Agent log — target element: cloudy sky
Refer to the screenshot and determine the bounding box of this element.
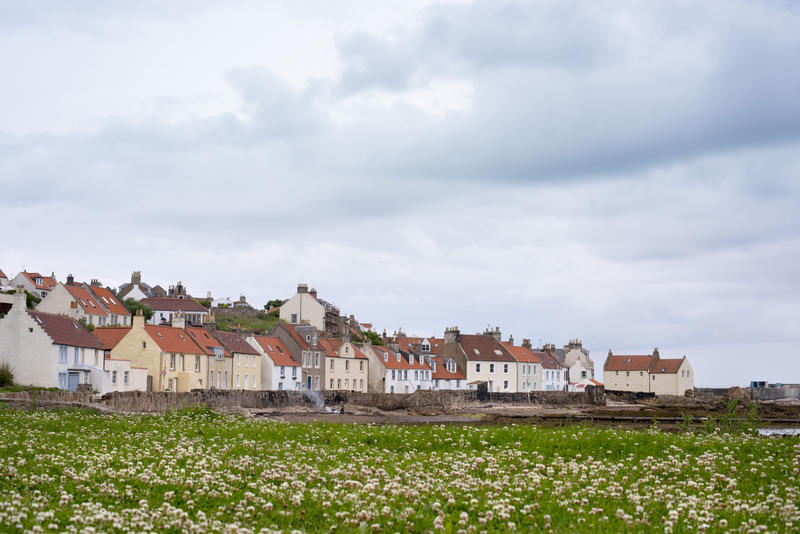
[2,0,799,386]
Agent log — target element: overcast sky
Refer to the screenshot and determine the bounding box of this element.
[2,0,799,387]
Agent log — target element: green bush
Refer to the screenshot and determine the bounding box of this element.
[0,361,14,387]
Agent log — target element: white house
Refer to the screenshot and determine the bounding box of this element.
[140,297,209,326]
[215,330,262,391]
[362,344,433,393]
[36,282,109,326]
[562,339,595,382]
[0,290,106,391]
[279,284,326,331]
[536,346,568,391]
[0,267,8,286]
[8,271,58,299]
[502,339,543,392]
[439,328,519,393]
[428,355,466,390]
[247,335,302,391]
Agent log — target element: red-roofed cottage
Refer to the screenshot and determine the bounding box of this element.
[318,337,369,392]
[246,335,302,390]
[361,342,432,393]
[603,348,694,395]
[37,282,109,326]
[9,271,58,299]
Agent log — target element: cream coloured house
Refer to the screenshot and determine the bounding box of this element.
[502,340,542,392]
[319,338,369,392]
[603,348,694,395]
[439,327,518,393]
[36,282,109,326]
[215,331,262,390]
[279,284,325,331]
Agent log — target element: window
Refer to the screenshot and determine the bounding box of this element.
[112,371,118,384]
[581,371,587,379]
[74,347,80,364]
[195,356,200,372]
[475,363,481,373]
[237,354,241,366]
[142,341,146,349]
[345,360,350,371]
[237,374,240,387]
[291,313,297,323]
[410,354,414,365]
[504,380,509,390]
[652,375,656,380]
[687,370,690,377]
[306,335,310,342]
[489,364,495,373]
[124,371,129,385]
[244,375,249,389]
[279,382,283,390]
[169,354,175,371]
[337,378,341,389]
[330,359,334,371]
[359,379,364,390]
[359,361,364,372]
[615,370,618,376]
[58,372,67,389]
[503,364,509,373]
[313,376,319,390]
[314,353,320,367]
[345,379,349,389]
[280,366,286,377]
[179,354,184,371]
[626,371,629,377]
[681,370,684,377]
[391,370,396,380]
[292,367,297,378]
[403,370,408,380]
[59,346,68,364]
[639,371,643,376]
[224,371,228,388]
[167,378,172,391]
[244,355,248,367]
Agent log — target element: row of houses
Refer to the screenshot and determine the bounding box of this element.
[0,269,695,395]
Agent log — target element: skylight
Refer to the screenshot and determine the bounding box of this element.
[626,358,632,364]
[34,316,44,325]
[156,332,163,338]
[494,350,502,356]
[473,348,480,355]
[178,334,185,340]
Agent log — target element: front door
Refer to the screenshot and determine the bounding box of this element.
[307,376,311,390]
[67,372,80,391]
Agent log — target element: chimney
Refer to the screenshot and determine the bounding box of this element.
[522,338,532,349]
[131,271,141,285]
[297,283,308,294]
[171,312,186,329]
[12,287,26,314]
[608,349,613,357]
[508,334,514,346]
[444,326,460,344]
[483,326,501,342]
[66,274,74,285]
[133,308,145,329]
[90,278,100,287]
[653,347,660,358]
[309,288,317,299]
[207,291,212,299]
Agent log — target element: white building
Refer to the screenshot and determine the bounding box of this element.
[0,290,107,391]
[279,284,325,331]
[8,271,58,299]
[36,282,109,326]
[562,339,595,382]
[362,344,433,393]
[428,355,466,390]
[140,297,209,326]
[247,335,303,391]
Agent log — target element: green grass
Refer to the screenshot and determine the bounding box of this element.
[214,311,281,335]
[0,408,797,532]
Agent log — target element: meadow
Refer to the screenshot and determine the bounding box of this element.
[0,407,797,533]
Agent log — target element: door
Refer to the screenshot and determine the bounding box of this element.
[307,376,311,390]
[67,372,80,391]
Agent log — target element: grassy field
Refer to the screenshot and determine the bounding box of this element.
[0,408,797,533]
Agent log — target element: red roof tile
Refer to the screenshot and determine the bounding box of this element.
[502,342,543,364]
[458,334,516,362]
[650,358,684,374]
[319,338,368,359]
[144,325,205,354]
[0,268,6,279]
[603,355,656,372]
[92,327,131,350]
[429,356,465,380]
[28,311,104,349]
[370,346,431,370]
[251,336,299,366]
[23,272,57,291]
[214,330,259,355]
[140,298,208,313]
[185,327,230,356]
[87,285,130,317]
[65,285,107,316]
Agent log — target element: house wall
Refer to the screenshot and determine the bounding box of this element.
[361,345,388,393]
[325,342,368,392]
[678,359,694,395]
[231,352,261,390]
[279,293,325,330]
[604,368,651,393]
[516,362,541,391]
[123,286,148,302]
[9,274,42,298]
[268,362,301,391]
[105,359,148,392]
[208,355,234,390]
[564,348,594,379]
[651,359,694,396]
[569,360,593,383]
[271,325,323,391]
[35,284,82,320]
[0,299,58,387]
[465,360,518,392]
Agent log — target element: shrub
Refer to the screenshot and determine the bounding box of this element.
[0,361,14,387]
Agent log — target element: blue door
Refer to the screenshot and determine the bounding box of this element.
[307,376,311,390]
[68,372,80,391]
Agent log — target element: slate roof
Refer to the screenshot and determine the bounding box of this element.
[214,330,259,355]
[533,349,567,370]
[28,310,104,349]
[139,298,208,313]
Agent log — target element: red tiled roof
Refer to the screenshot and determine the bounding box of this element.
[186,327,230,357]
[603,355,656,372]
[144,325,204,354]
[650,358,684,374]
[28,310,104,349]
[429,356,465,380]
[458,334,516,362]
[319,338,368,359]
[23,272,57,291]
[92,327,131,350]
[0,267,6,279]
[140,298,208,313]
[370,346,431,370]
[502,342,542,364]
[65,285,107,316]
[88,285,130,317]
[214,330,259,355]
[281,324,310,349]
[251,336,299,367]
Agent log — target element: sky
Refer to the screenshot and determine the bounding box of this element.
[1,0,799,387]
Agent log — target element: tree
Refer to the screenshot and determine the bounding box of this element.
[122,298,154,321]
[362,330,384,346]
[264,299,283,310]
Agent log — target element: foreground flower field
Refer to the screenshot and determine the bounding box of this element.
[0,408,798,533]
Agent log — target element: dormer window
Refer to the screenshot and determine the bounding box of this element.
[396,353,401,363]
[409,354,414,365]
[421,343,430,352]
[473,348,480,356]
[383,352,388,362]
